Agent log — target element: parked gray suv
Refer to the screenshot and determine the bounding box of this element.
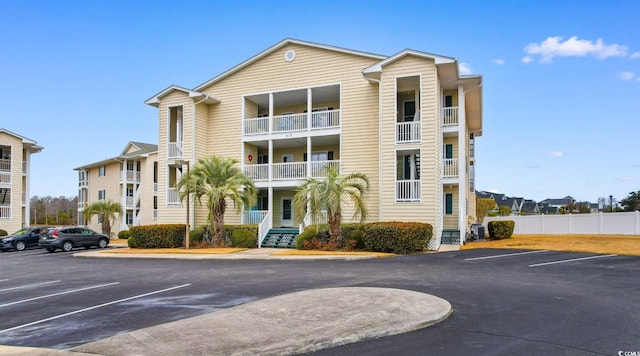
[38,226,109,252]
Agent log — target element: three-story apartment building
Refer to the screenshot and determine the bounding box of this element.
[75,142,157,236]
[0,129,43,233]
[145,39,482,248]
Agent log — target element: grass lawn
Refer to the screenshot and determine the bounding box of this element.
[461,234,640,256]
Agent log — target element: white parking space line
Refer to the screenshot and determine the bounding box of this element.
[529,254,618,268]
[464,250,549,261]
[0,282,120,308]
[0,280,60,292]
[0,284,191,334]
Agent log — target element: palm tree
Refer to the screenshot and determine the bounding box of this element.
[177,156,257,246]
[84,200,123,237]
[293,166,369,248]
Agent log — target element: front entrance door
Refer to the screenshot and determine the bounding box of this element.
[281,198,293,227]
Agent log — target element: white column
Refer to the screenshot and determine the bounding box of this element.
[457,85,467,244]
[269,93,274,133]
[306,136,312,177]
[268,140,273,181]
[24,151,30,227]
[307,88,312,130]
[268,186,274,228]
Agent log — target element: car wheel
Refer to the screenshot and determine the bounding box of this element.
[15,241,26,251]
[47,248,55,253]
[98,238,108,249]
[62,241,74,252]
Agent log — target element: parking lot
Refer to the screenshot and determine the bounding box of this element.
[1,246,639,354]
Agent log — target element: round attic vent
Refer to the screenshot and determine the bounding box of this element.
[284,50,296,62]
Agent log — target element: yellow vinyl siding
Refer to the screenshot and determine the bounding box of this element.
[195,44,380,226]
[157,90,191,224]
[379,55,440,232]
[0,133,23,233]
[138,153,157,226]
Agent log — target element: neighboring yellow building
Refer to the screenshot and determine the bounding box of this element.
[75,142,158,236]
[0,129,43,234]
[145,39,482,248]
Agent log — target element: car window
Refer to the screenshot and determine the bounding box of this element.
[82,229,94,234]
[13,228,28,235]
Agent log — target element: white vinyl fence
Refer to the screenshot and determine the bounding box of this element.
[484,211,640,235]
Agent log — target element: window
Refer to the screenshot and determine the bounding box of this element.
[98,189,105,200]
[97,215,103,224]
[443,144,453,159]
[126,213,133,225]
[257,155,269,164]
[445,194,453,215]
[444,95,453,108]
[98,166,106,177]
[257,196,268,210]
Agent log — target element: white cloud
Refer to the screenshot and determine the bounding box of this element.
[548,151,564,157]
[521,56,534,64]
[491,58,505,65]
[618,71,635,80]
[524,36,628,63]
[631,52,640,59]
[459,62,472,75]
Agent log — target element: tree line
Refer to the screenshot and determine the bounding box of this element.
[29,195,78,226]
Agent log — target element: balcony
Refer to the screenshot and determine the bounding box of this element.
[442,158,459,178]
[22,161,26,174]
[244,210,268,224]
[396,121,421,144]
[167,187,181,205]
[244,160,341,183]
[153,209,158,220]
[153,183,158,195]
[125,196,135,209]
[243,110,341,136]
[396,180,421,202]
[0,158,9,171]
[120,170,141,183]
[442,107,458,127]
[0,204,9,219]
[168,142,183,160]
[0,171,9,185]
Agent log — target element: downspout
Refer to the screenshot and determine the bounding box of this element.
[191,94,210,230]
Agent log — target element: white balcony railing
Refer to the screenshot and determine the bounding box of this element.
[153,209,158,220]
[153,183,158,194]
[22,161,26,174]
[442,107,458,126]
[79,180,88,188]
[396,180,421,202]
[273,162,307,180]
[442,158,459,178]
[311,110,340,129]
[0,159,9,171]
[167,188,181,205]
[0,204,10,219]
[396,121,421,144]
[125,197,134,208]
[244,164,269,181]
[244,210,268,225]
[78,201,86,209]
[310,160,340,178]
[243,110,341,136]
[121,170,141,183]
[0,171,10,185]
[273,113,307,132]
[168,142,183,160]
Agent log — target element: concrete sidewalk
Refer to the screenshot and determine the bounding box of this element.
[1,287,451,355]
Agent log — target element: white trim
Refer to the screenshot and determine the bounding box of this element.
[363,49,456,74]
[242,82,342,100]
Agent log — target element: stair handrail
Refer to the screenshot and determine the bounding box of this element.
[258,211,272,248]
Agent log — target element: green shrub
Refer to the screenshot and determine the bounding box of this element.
[230,229,257,248]
[0,229,7,237]
[341,223,365,249]
[117,230,131,240]
[487,220,515,240]
[295,224,329,249]
[223,224,258,245]
[362,222,433,254]
[189,225,207,245]
[127,224,185,248]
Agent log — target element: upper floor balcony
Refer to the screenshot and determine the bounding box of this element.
[244,160,340,184]
[0,204,9,219]
[396,121,421,144]
[120,170,141,183]
[168,142,183,160]
[0,171,9,185]
[441,106,460,135]
[243,110,340,137]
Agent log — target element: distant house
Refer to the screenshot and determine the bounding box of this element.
[476,191,538,216]
[521,200,540,215]
[538,196,575,211]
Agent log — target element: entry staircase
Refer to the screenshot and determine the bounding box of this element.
[260,228,300,248]
[441,230,461,245]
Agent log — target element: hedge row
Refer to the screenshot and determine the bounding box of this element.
[487,220,515,240]
[127,224,185,248]
[297,222,433,255]
[127,224,258,248]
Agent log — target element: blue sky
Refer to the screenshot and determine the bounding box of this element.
[1,0,639,204]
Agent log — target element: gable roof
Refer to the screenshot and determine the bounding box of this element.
[362,49,456,75]
[193,38,387,92]
[145,85,221,108]
[0,128,44,153]
[74,141,157,170]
